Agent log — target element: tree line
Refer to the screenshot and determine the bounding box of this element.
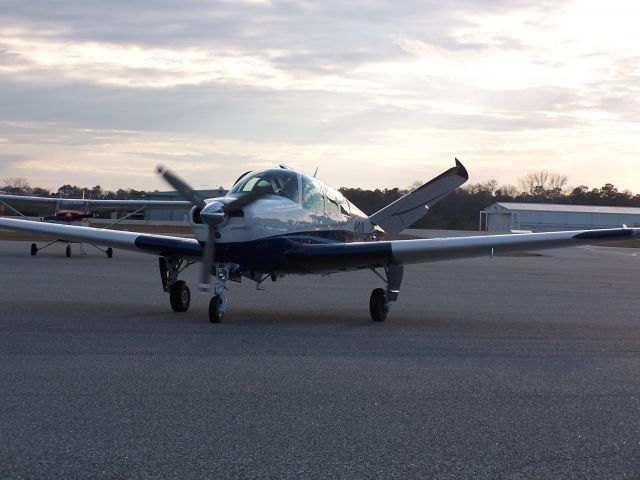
[339,171,640,230]
[4,171,640,230]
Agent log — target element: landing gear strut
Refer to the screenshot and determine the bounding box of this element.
[207,266,229,323]
[369,264,404,322]
[159,256,194,313]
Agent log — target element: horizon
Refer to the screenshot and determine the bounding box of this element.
[4,168,637,197]
[1,1,639,192]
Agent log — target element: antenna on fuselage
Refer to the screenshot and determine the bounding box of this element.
[313,167,319,178]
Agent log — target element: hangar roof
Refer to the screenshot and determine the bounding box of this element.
[490,202,640,215]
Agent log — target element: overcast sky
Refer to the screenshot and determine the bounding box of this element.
[1,0,639,193]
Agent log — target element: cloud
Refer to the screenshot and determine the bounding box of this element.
[0,0,639,192]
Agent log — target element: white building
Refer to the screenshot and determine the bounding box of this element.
[481,202,640,232]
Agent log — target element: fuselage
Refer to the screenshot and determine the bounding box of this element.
[43,209,91,226]
[188,167,380,274]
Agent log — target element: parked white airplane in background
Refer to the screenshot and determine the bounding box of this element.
[0,160,637,323]
[0,193,191,257]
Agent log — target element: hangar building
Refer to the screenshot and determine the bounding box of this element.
[480,202,640,232]
[143,188,227,222]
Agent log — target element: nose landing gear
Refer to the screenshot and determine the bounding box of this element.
[208,294,225,323]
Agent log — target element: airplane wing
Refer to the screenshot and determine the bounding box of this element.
[2,216,638,272]
[0,217,202,257]
[286,228,640,273]
[0,194,193,208]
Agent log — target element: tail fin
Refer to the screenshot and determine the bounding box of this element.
[367,159,468,234]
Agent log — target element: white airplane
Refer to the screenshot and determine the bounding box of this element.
[0,193,191,257]
[0,160,637,323]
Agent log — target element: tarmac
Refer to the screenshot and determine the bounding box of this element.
[1,239,639,479]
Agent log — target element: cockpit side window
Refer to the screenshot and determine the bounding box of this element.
[229,169,299,203]
[324,190,340,220]
[338,196,350,217]
[301,176,325,213]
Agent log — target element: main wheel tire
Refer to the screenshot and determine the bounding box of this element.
[369,288,388,322]
[209,295,224,323]
[169,280,191,312]
[65,244,71,258]
[106,248,113,258]
[30,243,38,256]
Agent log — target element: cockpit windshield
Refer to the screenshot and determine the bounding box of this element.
[228,169,299,203]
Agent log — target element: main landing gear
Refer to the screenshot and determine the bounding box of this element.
[160,257,193,312]
[369,265,404,322]
[169,280,191,312]
[29,241,113,258]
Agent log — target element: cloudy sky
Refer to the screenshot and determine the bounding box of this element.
[1,0,639,193]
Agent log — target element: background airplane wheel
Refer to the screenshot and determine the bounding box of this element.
[369,288,388,322]
[209,295,224,323]
[169,280,190,312]
[106,248,113,258]
[65,244,71,257]
[30,243,38,256]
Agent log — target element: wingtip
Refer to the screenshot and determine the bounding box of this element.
[156,165,167,176]
[454,158,469,180]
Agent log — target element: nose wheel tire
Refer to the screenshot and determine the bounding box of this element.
[369,288,389,322]
[169,280,191,312]
[65,244,71,258]
[106,248,113,258]
[30,243,38,256]
[209,295,224,323]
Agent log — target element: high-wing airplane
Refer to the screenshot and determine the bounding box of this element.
[0,193,191,258]
[0,160,638,323]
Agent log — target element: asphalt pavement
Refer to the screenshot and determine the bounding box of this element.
[1,240,639,479]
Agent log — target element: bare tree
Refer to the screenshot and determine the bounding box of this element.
[496,184,518,197]
[3,177,31,194]
[518,171,568,196]
[484,179,498,195]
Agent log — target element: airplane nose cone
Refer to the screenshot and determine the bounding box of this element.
[200,201,226,226]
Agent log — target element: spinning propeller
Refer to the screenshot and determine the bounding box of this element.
[156,165,269,291]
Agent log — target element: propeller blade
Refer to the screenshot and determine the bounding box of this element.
[156,165,206,210]
[199,227,216,292]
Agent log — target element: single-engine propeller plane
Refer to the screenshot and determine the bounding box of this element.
[0,160,638,323]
